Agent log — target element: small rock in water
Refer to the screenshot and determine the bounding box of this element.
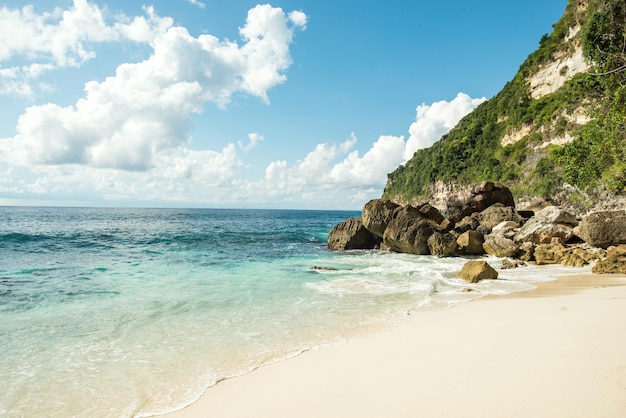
[311,266,339,271]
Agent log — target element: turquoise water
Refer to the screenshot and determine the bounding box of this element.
[0,207,555,417]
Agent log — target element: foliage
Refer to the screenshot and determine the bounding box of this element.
[383,0,626,207]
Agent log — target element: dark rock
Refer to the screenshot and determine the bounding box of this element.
[383,211,436,255]
[518,242,535,262]
[518,210,535,220]
[454,216,480,233]
[439,218,455,232]
[311,266,339,271]
[482,234,520,258]
[501,259,526,269]
[427,232,458,258]
[446,182,515,218]
[457,260,498,283]
[575,210,626,249]
[362,199,400,238]
[514,206,578,244]
[592,245,626,274]
[328,218,381,251]
[417,203,445,224]
[456,230,485,255]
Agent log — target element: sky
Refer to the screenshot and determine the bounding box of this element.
[0,0,568,209]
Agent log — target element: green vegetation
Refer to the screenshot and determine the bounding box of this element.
[383,0,625,209]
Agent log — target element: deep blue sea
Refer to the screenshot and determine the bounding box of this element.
[0,207,566,417]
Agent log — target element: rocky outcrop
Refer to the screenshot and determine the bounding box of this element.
[328,218,380,251]
[383,207,437,255]
[483,234,520,258]
[456,230,485,255]
[427,232,458,258]
[457,260,498,283]
[514,206,578,244]
[362,199,400,238]
[574,210,626,249]
[328,182,626,276]
[592,245,626,274]
[475,204,524,230]
[446,182,515,218]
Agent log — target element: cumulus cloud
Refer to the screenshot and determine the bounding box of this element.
[404,92,486,160]
[0,90,483,208]
[256,93,485,207]
[0,1,174,97]
[259,133,404,205]
[1,4,306,171]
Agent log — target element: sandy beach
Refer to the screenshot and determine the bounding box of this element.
[165,272,626,418]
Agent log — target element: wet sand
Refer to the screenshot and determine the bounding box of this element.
[165,272,626,418]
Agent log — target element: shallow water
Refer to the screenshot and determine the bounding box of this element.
[0,207,569,417]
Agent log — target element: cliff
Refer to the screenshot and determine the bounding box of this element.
[383,0,626,215]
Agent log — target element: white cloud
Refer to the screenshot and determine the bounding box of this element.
[253,93,484,207]
[1,4,306,171]
[0,1,173,97]
[238,133,264,152]
[184,0,206,9]
[404,92,486,160]
[288,11,308,29]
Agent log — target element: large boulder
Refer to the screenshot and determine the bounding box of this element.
[383,207,436,255]
[328,218,380,251]
[456,230,485,255]
[361,199,400,238]
[476,204,524,230]
[427,232,458,258]
[514,206,578,245]
[575,210,626,249]
[592,245,626,274]
[482,234,520,258]
[416,203,445,225]
[457,260,498,283]
[446,182,515,218]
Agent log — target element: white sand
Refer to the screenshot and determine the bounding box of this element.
[165,273,626,418]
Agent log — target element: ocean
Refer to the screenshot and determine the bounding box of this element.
[0,207,570,417]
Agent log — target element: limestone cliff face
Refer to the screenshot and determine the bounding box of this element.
[383,0,626,216]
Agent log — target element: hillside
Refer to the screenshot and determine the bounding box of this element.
[383,0,626,214]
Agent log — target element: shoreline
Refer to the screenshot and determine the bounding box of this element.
[162,270,626,418]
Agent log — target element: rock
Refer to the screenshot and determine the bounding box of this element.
[361,199,400,238]
[328,218,381,251]
[482,234,520,258]
[439,218,455,232]
[383,208,436,254]
[456,230,485,255]
[446,182,515,218]
[592,245,626,274]
[501,259,526,269]
[534,242,567,265]
[417,203,445,224]
[476,204,524,230]
[514,206,578,244]
[559,252,587,267]
[454,216,480,233]
[457,260,498,283]
[492,221,521,233]
[518,242,535,262]
[427,232,458,258]
[575,210,626,249]
[518,210,535,220]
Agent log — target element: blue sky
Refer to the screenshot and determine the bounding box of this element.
[0,0,568,209]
